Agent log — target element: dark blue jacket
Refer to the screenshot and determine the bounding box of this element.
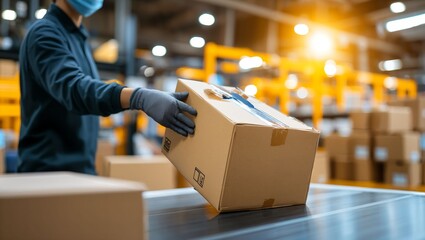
[18,4,125,174]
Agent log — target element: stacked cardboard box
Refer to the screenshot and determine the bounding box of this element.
[327,106,423,186]
[389,98,425,185]
[95,139,115,176]
[325,109,375,181]
[104,155,177,190]
[351,106,422,186]
[351,131,375,181]
[324,134,353,180]
[349,110,377,181]
[310,150,330,183]
[0,60,18,77]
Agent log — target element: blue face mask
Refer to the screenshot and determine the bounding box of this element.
[67,0,104,17]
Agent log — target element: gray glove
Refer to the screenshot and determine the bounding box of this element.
[130,88,197,136]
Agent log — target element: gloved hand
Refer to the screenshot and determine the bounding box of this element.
[130,88,197,137]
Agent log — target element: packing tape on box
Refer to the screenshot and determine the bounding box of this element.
[205,85,288,146]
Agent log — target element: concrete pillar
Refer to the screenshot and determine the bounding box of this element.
[115,0,136,76]
[357,38,369,72]
[267,20,278,54]
[1,0,10,36]
[224,9,235,47]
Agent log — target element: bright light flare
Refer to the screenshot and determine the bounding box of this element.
[308,32,333,57]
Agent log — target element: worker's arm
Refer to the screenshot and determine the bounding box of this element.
[26,23,124,116]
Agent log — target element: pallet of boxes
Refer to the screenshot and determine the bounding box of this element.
[387,97,425,186]
[325,99,424,187]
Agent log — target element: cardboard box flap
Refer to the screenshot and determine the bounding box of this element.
[0,172,146,198]
[179,79,313,130]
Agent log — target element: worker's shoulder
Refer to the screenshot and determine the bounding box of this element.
[26,18,66,40]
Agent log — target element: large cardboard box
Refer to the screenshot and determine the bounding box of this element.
[0,172,146,240]
[104,155,176,190]
[371,107,412,134]
[96,139,115,176]
[385,161,422,187]
[350,131,372,161]
[162,79,320,212]
[350,110,370,130]
[324,134,350,159]
[310,150,329,183]
[354,160,375,181]
[374,132,420,163]
[388,96,425,131]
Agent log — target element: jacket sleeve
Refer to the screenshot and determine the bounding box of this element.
[25,23,125,116]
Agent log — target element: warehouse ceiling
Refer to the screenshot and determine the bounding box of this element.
[111,0,425,50]
[3,0,425,74]
[96,0,425,73]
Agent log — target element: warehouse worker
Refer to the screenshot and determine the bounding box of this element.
[18,0,197,174]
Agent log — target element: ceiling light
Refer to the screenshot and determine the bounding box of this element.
[152,45,166,57]
[239,56,263,70]
[2,10,17,21]
[199,13,215,26]
[294,23,309,36]
[385,12,425,32]
[390,2,406,13]
[378,59,402,71]
[308,32,333,58]
[189,36,205,48]
[35,8,47,19]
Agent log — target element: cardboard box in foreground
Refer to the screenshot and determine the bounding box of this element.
[0,172,146,240]
[162,79,320,212]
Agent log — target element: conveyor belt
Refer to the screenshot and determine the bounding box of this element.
[144,184,425,240]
